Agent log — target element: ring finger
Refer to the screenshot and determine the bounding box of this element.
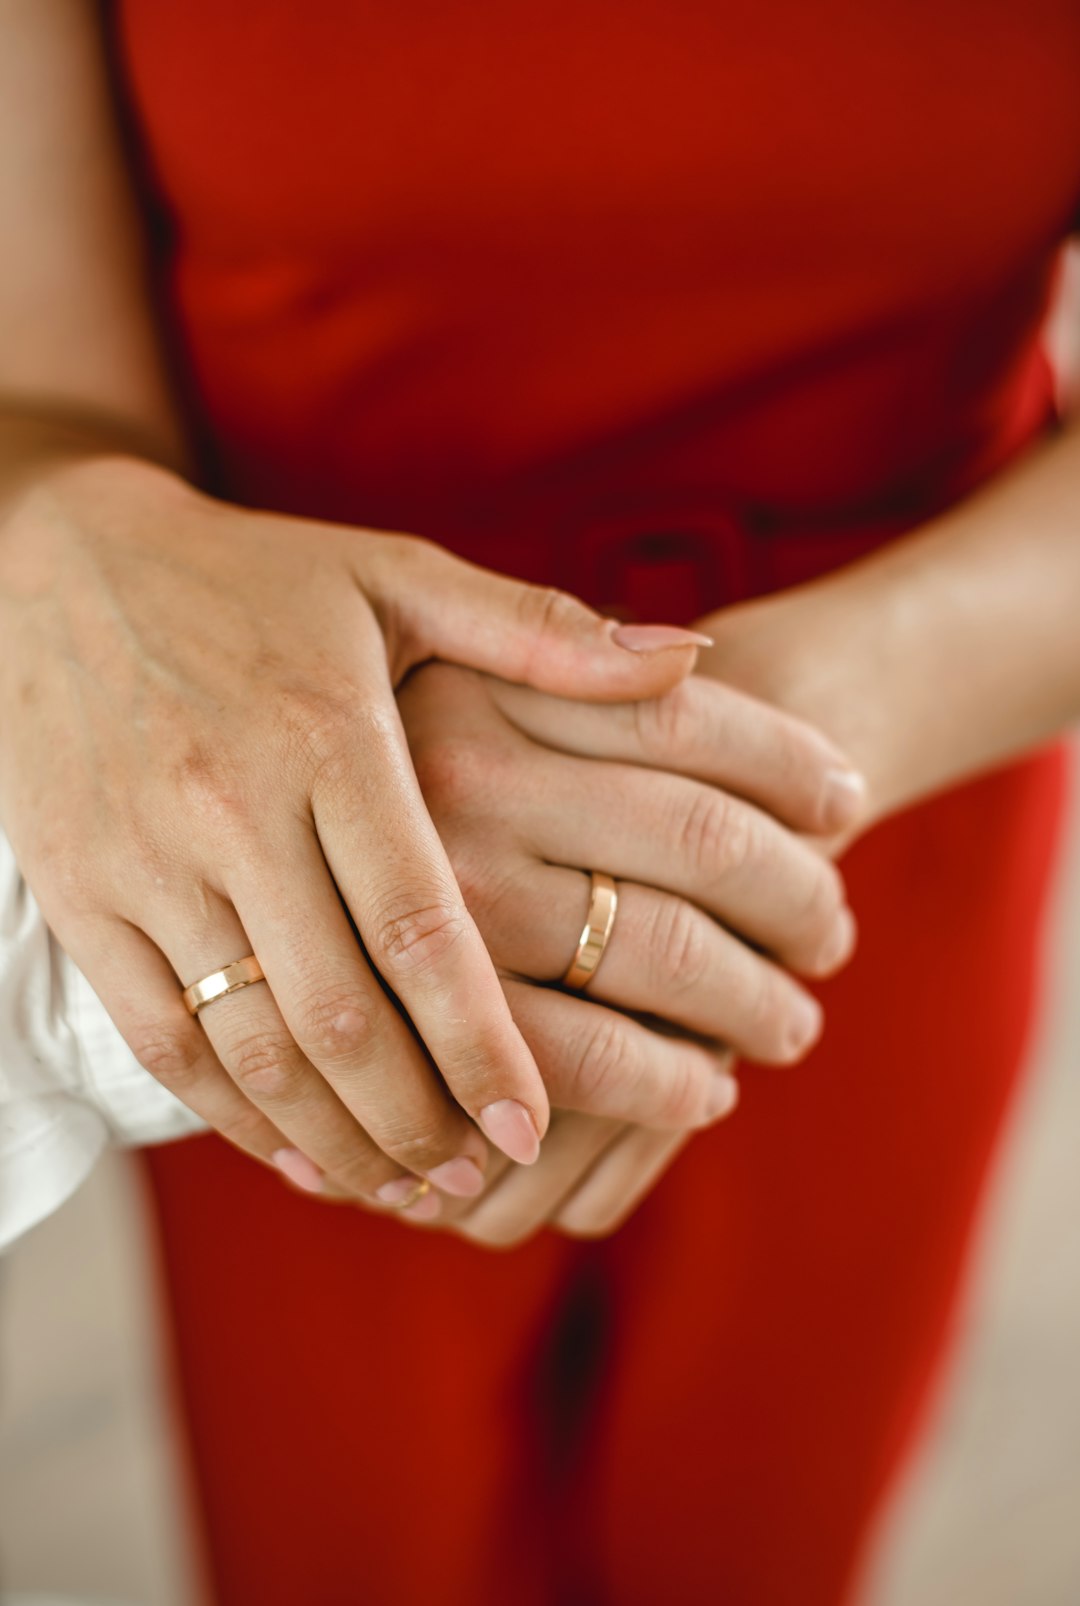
[497,866,826,1068]
[158,900,446,1218]
[528,757,852,976]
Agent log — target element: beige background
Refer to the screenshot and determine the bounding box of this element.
[1,258,1078,1606]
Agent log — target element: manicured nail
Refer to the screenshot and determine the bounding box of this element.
[702,1073,740,1124]
[821,767,868,832]
[817,907,857,974]
[479,1099,541,1165]
[425,1156,486,1199]
[376,1176,443,1220]
[787,994,824,1058]
[609,623,715,653]
[271,1148,324,1195]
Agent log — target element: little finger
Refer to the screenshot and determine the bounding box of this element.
[504,870,826,1068]
[503,974,741,1129]
[554,1125,691,1238]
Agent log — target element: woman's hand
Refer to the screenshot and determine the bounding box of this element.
[0,449,710,1206]
[369,1110,694,1247]
[688,410,1080,826]
[384,661,865,1242]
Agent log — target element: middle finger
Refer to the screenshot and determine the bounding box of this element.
[492,867,828,1070]
[527,756,852,975]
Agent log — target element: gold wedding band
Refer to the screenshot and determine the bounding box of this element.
[182,955,267,1016]
[562,871,618,991]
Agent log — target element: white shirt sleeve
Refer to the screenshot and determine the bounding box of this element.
[0,828,205,1252]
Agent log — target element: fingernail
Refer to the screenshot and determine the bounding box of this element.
[821,767,868,832]
[479,1099,541,1165]
[817,907,858,974]
[701,1072,740,1125]
[609,623,715,653]
[376,1176,443,1220]
[425,1156,486,1198]
[271,1148,324,1195]
[787,994,824,1058]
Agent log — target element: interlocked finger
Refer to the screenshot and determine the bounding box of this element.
[491,867,826,1068]
[488,672,866,836]
[225,824,492,1199]
[526,756,853,977]
[158,898,446,1216]
[504,974,740,1126]
[453,1111,623,1248]
[64,916,294,1175]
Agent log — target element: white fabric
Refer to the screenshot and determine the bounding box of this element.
[0,828,205,1252]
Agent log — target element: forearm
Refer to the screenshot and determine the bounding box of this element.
[698,415,1080,825]
[0,0,192,521]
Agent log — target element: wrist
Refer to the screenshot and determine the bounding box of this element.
[1,439,189,542]
[0,402,190,529]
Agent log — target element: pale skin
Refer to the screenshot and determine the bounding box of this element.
[4,3,1078,1248]
[0,0,863,1225]
[435,398,1080,1245]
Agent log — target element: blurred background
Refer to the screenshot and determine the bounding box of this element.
[1,251,1078,1606]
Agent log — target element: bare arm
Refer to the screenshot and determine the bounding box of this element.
[0,0,718,1215]
[0,0,188,478]
[697,378,1080,826]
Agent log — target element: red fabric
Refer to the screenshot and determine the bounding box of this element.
[108,3,1080,1602]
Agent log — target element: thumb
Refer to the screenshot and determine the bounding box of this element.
[368,536,711,701]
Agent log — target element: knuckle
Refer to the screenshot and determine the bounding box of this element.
[293,992,374,1066]
[517,583,593,644]
[375,1117,459,1173]
[227,1030,301,1099]
[676,790,753,882]
[370,897,469,974]
[572,1013,640,1111]
[634,679,699,760]
[649,898,712,999]
[304,700,397,792]
[174,746,254,836]
[131,1027,203,1091]
[285,692,355,765]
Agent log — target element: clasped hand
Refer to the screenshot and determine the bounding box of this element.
[0,454,863,1243]
[383,663,860,1244]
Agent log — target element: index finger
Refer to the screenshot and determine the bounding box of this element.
[487,674,866,836]
[310,696,550,1166]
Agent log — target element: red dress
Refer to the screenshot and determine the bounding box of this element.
[107,4,1080,1602]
